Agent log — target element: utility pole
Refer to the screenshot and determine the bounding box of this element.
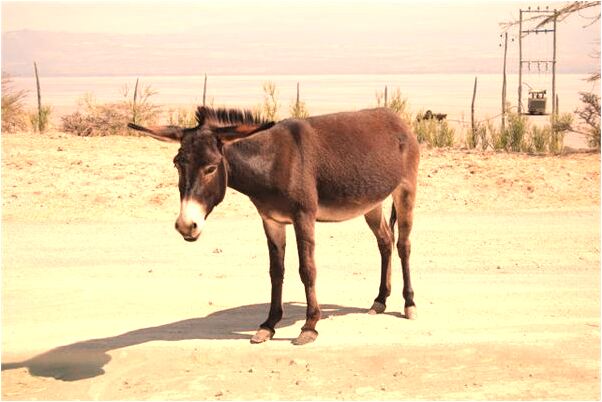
[517,6,557,116]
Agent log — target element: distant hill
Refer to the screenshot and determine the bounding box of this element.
[1,29,597,77]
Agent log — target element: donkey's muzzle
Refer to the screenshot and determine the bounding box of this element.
[175,220,201,242]
[175,199,206,242]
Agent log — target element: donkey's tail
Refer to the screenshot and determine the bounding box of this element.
[389,204,397,245]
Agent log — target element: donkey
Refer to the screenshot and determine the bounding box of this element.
[128,106,420,345]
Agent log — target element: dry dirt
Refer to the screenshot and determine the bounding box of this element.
[1,131,600,400]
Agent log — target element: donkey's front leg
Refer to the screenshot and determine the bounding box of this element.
[292,211,321,345]
[251,217,286,344]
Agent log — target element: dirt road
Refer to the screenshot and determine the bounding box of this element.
[1,133,600,399]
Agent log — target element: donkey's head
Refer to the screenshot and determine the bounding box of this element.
[129,107,274,242]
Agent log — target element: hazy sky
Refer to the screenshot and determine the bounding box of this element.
[2,0,600,75]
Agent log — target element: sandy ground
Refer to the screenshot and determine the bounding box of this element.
[1,131,600,400]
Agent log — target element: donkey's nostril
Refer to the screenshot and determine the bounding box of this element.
[192,222,198,230]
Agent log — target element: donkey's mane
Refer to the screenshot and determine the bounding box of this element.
[195,106,271,128]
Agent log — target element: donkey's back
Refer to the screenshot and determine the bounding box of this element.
[273,108,419,222]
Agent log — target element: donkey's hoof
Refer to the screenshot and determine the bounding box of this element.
[368,301,386,315]
[292,329,318,345]
[404,306,417,320]
[250,327,274,344]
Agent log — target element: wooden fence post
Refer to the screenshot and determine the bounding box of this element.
[203,74,208,107]
[132,77,139,124]
[384,85,388,108]
[33,61,42,132]
[501,32,508,134]
[471,76,478,145]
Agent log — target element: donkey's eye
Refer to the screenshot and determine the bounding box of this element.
[203,165,218,175]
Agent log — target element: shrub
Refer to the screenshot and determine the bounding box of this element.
[167,107,197,127]
[576,91,600,149]
[529,125,549,153]
[489,122,506,151]
[289,98,309,119]
[388,88,411,121]
[474,112,573,154]
[29,105,52,133]
[61,84,160,136]
[1,72,28,133]
[504,112,528,152]
[413,117,431,144]
[375,88,411,121]
[413,118,455,148]
[62,102,131,136]
[123,82,159,126]
[257,81,279,121]
[548,113,573,154]
[435,120,455,147]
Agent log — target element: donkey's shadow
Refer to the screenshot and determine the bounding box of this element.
[1,302,366,382]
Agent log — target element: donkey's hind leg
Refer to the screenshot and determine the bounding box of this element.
[392,184,417,319]
[364,204,394,315]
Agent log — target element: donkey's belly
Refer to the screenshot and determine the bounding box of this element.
[316,199,384,222]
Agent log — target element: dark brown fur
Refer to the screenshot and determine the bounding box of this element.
[128,106,420,345]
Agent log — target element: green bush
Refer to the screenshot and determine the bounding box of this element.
[413,118,455,148]
[529,125,549,153]
[548,113,573,154]
[576,91,600,149]
[472,112,572,154]
[29,105,52,133]
[504,112,528,152]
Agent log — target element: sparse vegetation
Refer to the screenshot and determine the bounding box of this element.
[576,91,601,149]
[62,84,160,136]
[255,81,280,121]
[465,112,573,154]
[289,100,309,119]
[529,125,549,153]
[4,73,592,155]
[289,82,310,119]
[289,98,309,119]
[1,72,28,133]
[375,87,410,119]
[167,107,197,127]
[29,105,52,133]
[387,88,411,121]
[413,118,455,148]
[505,112,528,152]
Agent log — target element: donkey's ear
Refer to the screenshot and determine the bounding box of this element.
[214,122,275,144]
[127,123,184,143]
